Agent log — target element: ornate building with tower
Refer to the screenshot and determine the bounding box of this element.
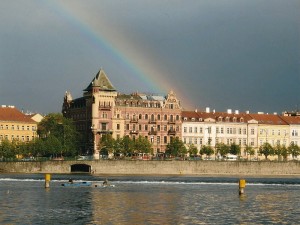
[62,69,182,159]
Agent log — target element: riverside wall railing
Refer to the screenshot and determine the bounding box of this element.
[1,160,300,176]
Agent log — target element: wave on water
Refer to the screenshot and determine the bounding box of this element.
[1,177,300,186]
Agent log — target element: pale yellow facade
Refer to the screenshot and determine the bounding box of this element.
[0,121,38,142]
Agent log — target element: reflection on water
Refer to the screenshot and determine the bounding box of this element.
[0,174,300,224]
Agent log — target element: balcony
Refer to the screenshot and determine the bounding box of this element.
[130,119,139,123]
[130,130,139,135]
[97,129,113,134]
[148,119,157,124]
[168,130,176,135]
[168,120,176,124]
[148,131,157,135]
[99,105,111,110]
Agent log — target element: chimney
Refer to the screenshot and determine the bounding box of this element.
[227,109,232,114]
[235,110,239,114]
[206,107,210,113]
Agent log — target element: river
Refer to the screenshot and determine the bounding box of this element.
[1,174,299,224]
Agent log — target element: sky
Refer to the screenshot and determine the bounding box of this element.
[0,0,299,115]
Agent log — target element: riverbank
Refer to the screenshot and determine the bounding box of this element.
[1,160,300,176]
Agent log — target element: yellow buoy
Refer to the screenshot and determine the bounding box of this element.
[45,174,51,188]
[239,179,246,195]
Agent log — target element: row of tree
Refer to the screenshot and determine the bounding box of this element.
[0,113,80,160]
[258,142,300,160]
[1,113,300,161]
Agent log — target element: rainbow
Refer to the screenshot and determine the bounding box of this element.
[41,0,194,109]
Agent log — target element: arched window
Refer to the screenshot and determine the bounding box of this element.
[164,115,167,120]
[145,114,148,120]
[139,114,142,120]
[157,114,161,120]
[151,114,155,121]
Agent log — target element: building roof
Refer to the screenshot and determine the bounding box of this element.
[248,114,288,125]
[182,111,252,122]
[0,106,36,123]
[84,69,116,92]
[280,116,300,125]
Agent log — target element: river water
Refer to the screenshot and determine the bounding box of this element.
[0,174,300,224]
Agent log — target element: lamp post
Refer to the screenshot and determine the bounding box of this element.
[91,124,99,160]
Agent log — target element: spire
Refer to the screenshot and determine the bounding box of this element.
[84,69,116,92]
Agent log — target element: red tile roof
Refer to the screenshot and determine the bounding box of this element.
[248,114,287,125]
[182,111,252,122]
[0,107,36,123]
[280,116,300,125]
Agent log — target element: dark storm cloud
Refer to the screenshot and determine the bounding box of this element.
[0,0,299,114]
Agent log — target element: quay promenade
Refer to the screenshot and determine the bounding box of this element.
[1,160,300,176]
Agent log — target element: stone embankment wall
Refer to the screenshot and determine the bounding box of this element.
[1,161,300,176]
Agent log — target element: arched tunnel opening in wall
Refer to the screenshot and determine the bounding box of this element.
[70,164,91,173]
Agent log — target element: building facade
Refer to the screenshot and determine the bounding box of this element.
[62,69,182,159]
[182,110,300,160]
[0,105,38,143]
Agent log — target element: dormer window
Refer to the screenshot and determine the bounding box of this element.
[191,118,195,121]
[184,117,187,121]
[240,118,244,122]
[218,117,222,122]
[233,117,237,122]
[226,117,230,122]
[199,118,203,122]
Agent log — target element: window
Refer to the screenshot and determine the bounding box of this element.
[157,136,160,144]
[189,127,192,133]
[176,115,180,120]
[117,124,120,130]
[221,128,224,134]
[145,125,148,131]
[157,114,160,120]
[12,125,14,130]
[199,127,203,133]
[194,138,197,144]
[157,125,160,131]
[164,125,167,131]
[194,127,197,133]
[126,124,129,130]
[164,115,167,120]
[139,124,142,131]
[164,136,167,144]
[101,123,107,131]
[183,138,186,144]
[251,129,255,135]
[139,114,142,119]
[145,114,148,120]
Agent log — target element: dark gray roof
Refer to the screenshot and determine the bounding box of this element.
[84,69,116,92]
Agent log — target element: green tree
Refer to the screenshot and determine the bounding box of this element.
[229,143,241,156]
[288,142,300,160]
[245,145,255,160]
[121,136,134,155]
[0,139,16,159]
[274,144,286,161]
[134,136,153,154]
[166,137,187,157]
[200,145,214,158]
[38,113,80,157]
[99,134,115,156]
[215,143,230,158]
[259,142,274,160]
[188,144,198,157]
